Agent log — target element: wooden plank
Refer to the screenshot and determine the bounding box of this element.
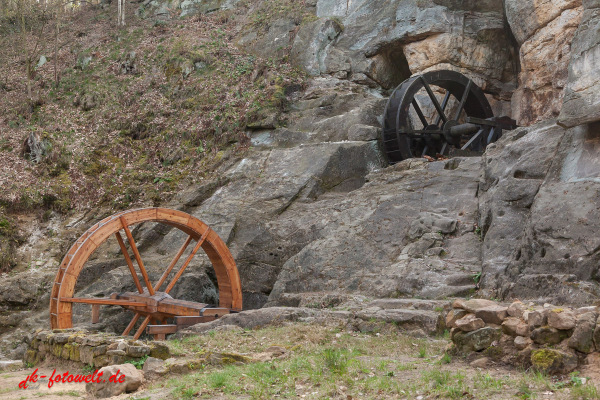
[120,216,155,296]
[201,308,230,317]
[91,304,100,324]
[115,232,144,293]
[146,324,178,334]
[60,297,146,307]
[175,315,217,327]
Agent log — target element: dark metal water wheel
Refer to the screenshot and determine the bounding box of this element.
[381,70,497,164]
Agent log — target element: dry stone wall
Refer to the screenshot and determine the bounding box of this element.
[23,329,170,368]
[449,299,600,374]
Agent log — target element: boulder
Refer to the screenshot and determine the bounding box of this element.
[86,364,144,398]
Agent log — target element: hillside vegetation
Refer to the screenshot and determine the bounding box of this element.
[0,2,306,214]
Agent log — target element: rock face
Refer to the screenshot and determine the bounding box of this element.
[506,0,583,125]
[558,0,600,127]
[479,121,600,305]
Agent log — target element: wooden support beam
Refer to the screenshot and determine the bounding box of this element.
[201,308,231,317]
[91,304,100,324]
[174,315,217,327]
[147,324,178,334]
[122,313,141,336]
[133,316,151,340]
[59,297,145,307]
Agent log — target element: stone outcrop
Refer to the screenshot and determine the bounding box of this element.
[506,0,583,125]
[450,300,599,374]
[558,0,600,127]
[478,120,600,305]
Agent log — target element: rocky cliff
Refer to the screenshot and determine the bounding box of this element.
[1,0,600,358]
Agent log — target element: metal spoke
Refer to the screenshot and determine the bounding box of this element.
[454,79,472,121]
[411,99,428,128]
[419,76,447,124]
[165,230,210,294]
[122,313,141,336]
[115,232,144,294]
[120,216,155,296]
[435,90,451,126]
[154,235,193,292]
[461,129,484,150]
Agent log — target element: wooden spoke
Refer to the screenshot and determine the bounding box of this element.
[115,232,144,294]
[435,90,451,126]
[119,216,155,296]
[164,230,210,294]
[122,313,141,336]
[154,235,193,292]
[419,76,447,124]
[59,297,145,306]
[411,99,428,129]
[133,315,151,340]
[454,79,472,121]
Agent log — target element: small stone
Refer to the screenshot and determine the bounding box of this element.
[530,326,564,345]
[507,301,527,318]
[445,309,469,329]
[106,349,126,356]
[86,364,143,398]
[470,357,490,368]
[514,336,532,350]
[455,314,485,332]
[476,305,508,325]
[548,309,576,330]
[568,312,596,353]
[502,317,529,337]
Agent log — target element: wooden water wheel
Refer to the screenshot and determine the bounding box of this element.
[50,208,242,340]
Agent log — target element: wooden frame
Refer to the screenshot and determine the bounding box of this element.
[49,208,243,339]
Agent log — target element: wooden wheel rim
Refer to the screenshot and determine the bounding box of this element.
[50,207,242,330]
